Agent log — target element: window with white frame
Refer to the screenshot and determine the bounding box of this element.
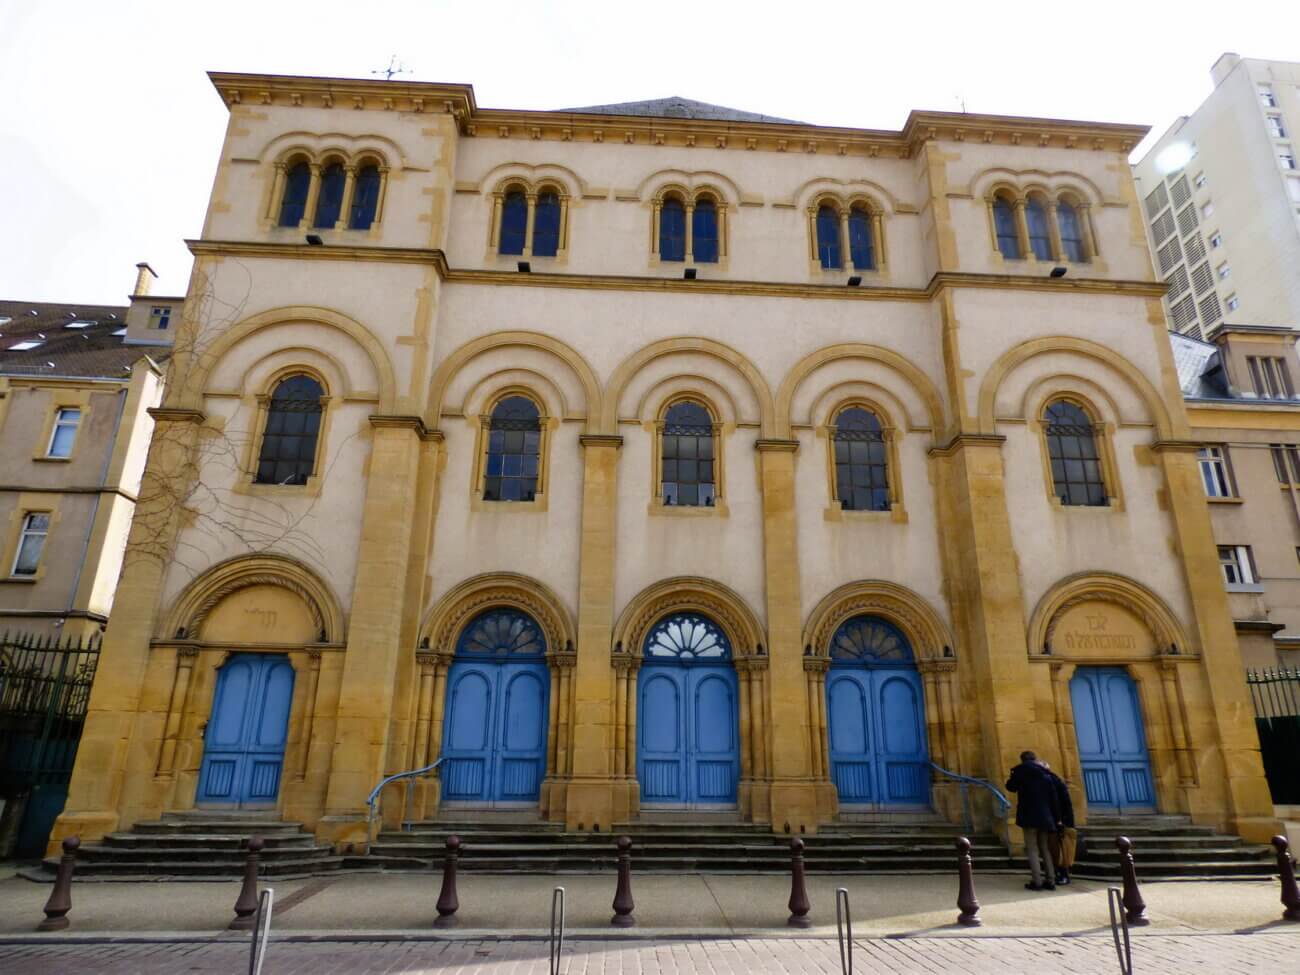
[1248,355,1296,399]
[1268,115,1288,138]
[1209,232,1223,249]
[1217,262,1231,280]
[12,513,50,577]
[46,408,81,458]
[1259,85,1277,107]
[1218,545,1256,586]
[1198,446,1233,498]
[1194,172,1207,189]
[1202,201,1215,219]
[1281,149,1297,170]
[1271,444,1300,485]
[149,306,172,330]
[1288,178,1300,203]
[1227,294,1240,312]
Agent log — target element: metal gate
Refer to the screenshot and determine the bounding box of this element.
[0,632,100,857]
[1247,667,1300,805]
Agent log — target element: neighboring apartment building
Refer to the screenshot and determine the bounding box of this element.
[0,266,179,638]
[1133,54,1300,340]
[51,73,1278,860]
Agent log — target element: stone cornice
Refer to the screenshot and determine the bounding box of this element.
[1148,439,1203,454]
[369,414,431,436]
[147,407,206,424]
[209,71,475,121]
[188,239,450,271]
[927,433,1007,457]
[755,439,800,453]
[579,434,624,449]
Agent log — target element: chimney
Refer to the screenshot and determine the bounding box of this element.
[1210,53,1241,88]
[132,262,157,297]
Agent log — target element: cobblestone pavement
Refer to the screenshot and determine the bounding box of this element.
[2,933,1298,974]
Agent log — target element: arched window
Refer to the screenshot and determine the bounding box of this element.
[829,616,914,663]
[1058,201,1086,262]
[848,207,875,270]
[660,197,686,262]
[661,400,715,507]
[499,190,528,255]
[255,375,324,486]
[833,407,890,512]
[1044,400,1107,506]
[644,613,731,660]
[349,165,381,229]
[693,198,719,263]
[1026,198,1053,260]
[532,191,561,257]
[313,162,346,228]
[992,196,1020,258]
[456,608,546,657]
[816,204,842,269]
[278,162,311,227]
[484,395,541,502]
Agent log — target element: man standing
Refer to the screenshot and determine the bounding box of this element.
[1005,750,1061,891]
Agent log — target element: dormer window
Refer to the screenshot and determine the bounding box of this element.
[149,306,172,330]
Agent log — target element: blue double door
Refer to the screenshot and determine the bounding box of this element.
[197,654,295,806]
[826,666,930,807]
[637,663,740,807]
[1069,667,1155,812]
[441,660,550,805]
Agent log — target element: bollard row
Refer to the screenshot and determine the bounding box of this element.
[435,835,462,927]
[229,835,266,931]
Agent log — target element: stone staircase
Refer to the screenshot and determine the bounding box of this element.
[358,813,1016,874]
[1071,814,1276,881]
[25,810,343,881]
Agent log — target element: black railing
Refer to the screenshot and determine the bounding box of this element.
[1246,667,1300,805]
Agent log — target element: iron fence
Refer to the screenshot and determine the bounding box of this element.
[1246,667,1300,805]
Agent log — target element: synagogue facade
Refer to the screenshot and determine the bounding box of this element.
[53,75,1277,853]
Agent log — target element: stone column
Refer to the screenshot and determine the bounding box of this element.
[1013,200,1031,260]
[156,647,198,776]
[296,650,323,781]
[1158,658,1196,786]
[871,212,886,270]
[524,193,538,255]
[684,202,695,264]
[266,163,287,221]
[1077,203,1098,261]
[336,167,357,231]
[1046,204,1065,263]
[300,163,323,229]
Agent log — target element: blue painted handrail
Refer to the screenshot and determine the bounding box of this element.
[929,761,1011,834]
[366,758,444,836]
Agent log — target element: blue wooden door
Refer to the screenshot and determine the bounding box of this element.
[1069,667,1155,812]
[827,668,929,806]
[637,664,739,806]
[197,654,294,806]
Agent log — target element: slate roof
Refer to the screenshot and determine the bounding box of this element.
[1169,330,1231,400]
[0,300,164,380]
[559,96,803,125]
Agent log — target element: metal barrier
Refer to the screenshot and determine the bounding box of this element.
[364,758,444,842]
[549,886,566,975]
[1106,886,1133,975]
[834,887,852,975]
[928,762,1011,834]
[248,888,273,975]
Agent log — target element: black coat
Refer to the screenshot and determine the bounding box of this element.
[1005,761,1061,831]
[1050,771,1075,828]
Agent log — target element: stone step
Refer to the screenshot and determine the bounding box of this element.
[1071,859,1276,879]
[350,853,1018,874]
[131,819,307,836]
[37,854,345,879]
[73,842,335,862]
[101,832,321,849]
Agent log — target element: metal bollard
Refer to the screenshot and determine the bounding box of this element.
[1271,835,1300,922]
[229,836,265,931]
[247,887,274,975]
[787,837,812,928]
[955,836,981,927]
[1115,836,1149,927]
[549,886,566,975]
[1106,887,1134,975]
[37,836,80,931]
[834,887,852,975]
[434,835,461,928]
[611,835,635,927]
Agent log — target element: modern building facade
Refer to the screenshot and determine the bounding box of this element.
[1133,54,1300,340]
[53,74,1277,857]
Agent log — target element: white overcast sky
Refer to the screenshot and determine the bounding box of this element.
[0,0,1294,303]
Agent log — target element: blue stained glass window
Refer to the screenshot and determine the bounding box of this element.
[278,162,311,227]
[833,407,889,512]
[993,198,1020,258]
[456,608,547,658]
[500,191,528,255]
[662,400,715,507]
[829,616,914,664]
[1044,400,1106,506]
[533,192,561,257]
[660,198,686,261]
[255,375,324,485]
[644,613,731,661]
[1026,199,1052,260]
[693,199,718,263]
[484,395,541,502]
[1058,202,1086,262]
[314,163,346,228]
[349,165,381,229]
[848,208,874,270]
[816,205,842,269]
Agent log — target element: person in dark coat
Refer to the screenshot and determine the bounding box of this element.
[1045,765,1076,884]
[1005,750,1061,890]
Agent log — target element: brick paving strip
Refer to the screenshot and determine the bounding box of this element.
[1,933,1297,974]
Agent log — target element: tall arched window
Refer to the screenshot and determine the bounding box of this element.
[499,190,528,255]
[816,204,842,269]
[833,407,890,511]
[660,197,686,262]
[992,196,1020,258]
[484,395,541,502]
[1026,198,1053,260]
[848,207,875,270]
[661,400,715,507]
[693,198,719,263]
[1058,201,1086,262]
[278,162,311,227]
[314,163,346,228]
[349,165,381,229]
[255,375,324,486]
[1044,400,1107,506]
[532,191,561,257]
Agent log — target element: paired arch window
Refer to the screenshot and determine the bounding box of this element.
[273,153,387,231]
[313,163,347,228]
[832,407,891,512]
[656,191,725,264]
[255,375,325,486]
[661,400,716,507]
[992,195,1021,258]
[493,183,569,259]
[1025,198,1053,260]
[278,162,312,227]
[1043,400,1107,506]
[989,189,1095,263]
[499,191,528,255]
[483,395,542,502]
[660,198,687,261]
[813,201,879,271]
[1057,202,1086,263]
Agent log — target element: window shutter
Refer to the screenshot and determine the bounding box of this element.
[1184,232,1206,265]
[1170,175,1191,208]
[1176,203,1199,237]
[1165,266,1190,298]
[1144,184,1169,218]
[1151,210,1176,244]
[1191,262,1214,296]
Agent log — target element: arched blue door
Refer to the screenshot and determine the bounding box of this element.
[826,617,930,808]
[1070,667,1155,812]
[441,609,550,806]
[197,654,294,807]
[637,613,740,807]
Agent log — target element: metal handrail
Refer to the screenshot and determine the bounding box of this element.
[366,758,444,837]
[929,761,1011,834]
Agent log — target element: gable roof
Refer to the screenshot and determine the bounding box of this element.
[559,95,804,125]
[0,300,166,380]
[1169,330,1230,400]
